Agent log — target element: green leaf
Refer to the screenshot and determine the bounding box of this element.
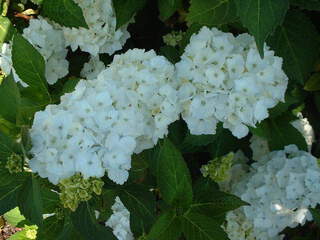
[310,207,320,227]
[71,202,116,240]
[38,215,84,240]
[12,33,50,102]
[182,211,228,240]
[181,133,215,153]
[41,187,59,214]
[0,169,25,215]
[4,207,25,227]
[157,139,193,208]
[187,0,237,27]
[0,16,14,45]
[17,176,43,226]
[304,73,320,91]
[147,211,182,240]
[158,0,182,21]
[42,0,88,28]
[113,0,146,29]
[128,152,149,183]
[290,0,320,11]
[251,115,308,151]
[268,11,320,85]
[159,46,180,64]
[37,216,63,240]
[8,225,38,240]
[235,0,289,57]
[190,191,248,218]
[0,131,20,161]
[0,74,21,123]
[62,77,80,94]
[118,185,156,236]
[208,126,240,158]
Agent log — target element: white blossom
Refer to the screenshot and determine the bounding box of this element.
[80,56,106,80]
[0,17,69,85]
[29,49,179,185]
[225,145,320,239]
[176,27,288,138]
[105,197,133,240]
[60,0,130,56]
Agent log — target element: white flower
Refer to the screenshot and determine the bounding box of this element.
[29,49,179,185]
[176,26,288,138]
[59,0,130,56]
[80,56,106,79]
[227,145,320,239]
[105,197,133,240]
[0,17,69,86]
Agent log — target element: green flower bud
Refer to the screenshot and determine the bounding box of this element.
[6,153,23,174]
[201,152,234,182]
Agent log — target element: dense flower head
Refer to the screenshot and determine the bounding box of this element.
[29,49,179,185]
[228,145,320,239]
[176,26,288,138]
[60,0,130,56]
[105,197,133,240]
[0,17,69,85]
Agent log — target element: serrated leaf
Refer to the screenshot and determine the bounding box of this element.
[0,74,20,123]
[182,211,228,240]
[147,211,182,240]
[17,176,43,226]
[158,0,183,21]
[235,0,289,57]
[8,225,38,240]
[4,207,25,227]
[187,0,237,27]
[42,0,88,28]
[251,115,308,151]
[290,0,320,11]
[71,202,116,240]
[304,73,320,91]
[113,0,146,29]
[12,33,50,102]
[0,16,14,45]
[157,139,193,208]
[268,11,320,85]
[118,185,156,237]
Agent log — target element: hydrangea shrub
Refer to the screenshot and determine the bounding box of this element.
[0,0,320,239]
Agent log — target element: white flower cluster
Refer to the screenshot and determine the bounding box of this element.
[60,0,130,56]
[0,17,69,85]
[80,56,106,80]
[176,27,288,138]
[105,197,133,240]
[225,145,320,239]
[224,210,283,240]
[29,49,179,185]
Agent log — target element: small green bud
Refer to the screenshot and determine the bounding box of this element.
[201,152,234,182]
[6,153,23,174]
